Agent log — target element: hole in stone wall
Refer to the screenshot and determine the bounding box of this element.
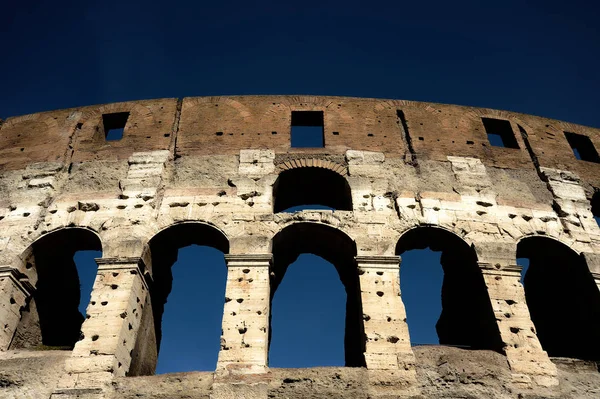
[270,223,365,368]
[273,168,352,212]
[102,112,129,141]
[517,237,600,360]
[149,223,229,375]
[10,229,102,350]
[564,132,600,163]
[482,118,519,149]
[291,111,324,148]
[397,228,503,352]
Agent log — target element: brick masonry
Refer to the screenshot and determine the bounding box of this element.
[0,95,599,398]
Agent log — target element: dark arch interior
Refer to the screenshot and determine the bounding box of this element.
[272,167,352,212]
[148,223,229,354]
[11,228,102,349]
[396,228,503,352]
[518,237,600,360]
[271,223,365,366]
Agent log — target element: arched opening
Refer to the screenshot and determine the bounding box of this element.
[148,223,229,373]
[396,227,503,352]
[517,237,600,360]
[11,228,102,349]
[272,167,352,213]
[270,223,364,367]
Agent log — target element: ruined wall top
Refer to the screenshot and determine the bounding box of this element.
[2,95,599,188]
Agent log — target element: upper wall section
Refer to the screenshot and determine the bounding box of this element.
[2,95,600,186]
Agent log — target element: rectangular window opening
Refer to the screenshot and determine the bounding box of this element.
[565,132,600,163]
[291,111,324,148]
[102,112,130,141]
[482,117,519,149]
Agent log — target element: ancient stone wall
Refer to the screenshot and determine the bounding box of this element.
[0,95,599,398]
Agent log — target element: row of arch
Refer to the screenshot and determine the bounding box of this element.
[273,166,600,218]
[8,220,600,374]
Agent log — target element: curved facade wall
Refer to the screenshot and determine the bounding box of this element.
[1,95,600,398]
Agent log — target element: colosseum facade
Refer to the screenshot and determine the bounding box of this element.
[0,95,599,398]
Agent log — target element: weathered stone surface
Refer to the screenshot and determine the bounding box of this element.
[0,96,600,398]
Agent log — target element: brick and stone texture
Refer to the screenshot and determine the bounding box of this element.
[0,95,599,398]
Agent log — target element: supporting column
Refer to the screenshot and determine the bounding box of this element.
[356,256,420,398]
[55,257,154,396]
[216,254,271,375]
[582,252,600,293]
[0,266,34,350]
[479,262,558,388]
[356,256,416,371]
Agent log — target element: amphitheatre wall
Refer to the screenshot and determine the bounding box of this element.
[0,95,599,398]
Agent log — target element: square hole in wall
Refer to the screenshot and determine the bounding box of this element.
[291,111,324,147]
[102,112,130,141]
[482,118,519,149]
[565,132,600,163]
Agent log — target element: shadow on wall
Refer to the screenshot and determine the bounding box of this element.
[273,168,352,213]
[518,237,600,361]
[11,229,102,350]
[397,227,504,352]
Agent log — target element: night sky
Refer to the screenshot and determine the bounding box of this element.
[2,0,599,373]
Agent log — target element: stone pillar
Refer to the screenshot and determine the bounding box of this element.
[216,254,271,375]
[582,252,600,293]
[0,266,34,350]
[356,256,415,372]
[57,257,153,394]
[479,262,558,387]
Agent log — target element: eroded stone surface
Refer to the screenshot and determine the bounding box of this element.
[0,96,599,398]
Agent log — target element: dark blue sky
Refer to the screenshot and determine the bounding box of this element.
[4,0,599,373]
[1,1,599,127]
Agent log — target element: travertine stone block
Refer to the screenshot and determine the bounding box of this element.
[479,264,558,387]
[356,256,415,368]
[217,254,271,375]
[0,267,33,350]
[62,257,151,390]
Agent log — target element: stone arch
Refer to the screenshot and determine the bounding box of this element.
[514,231,579,253]
[183,97,254,122]
[146,222,230,364]
[517,236,600,360]
[0,113,68,169]
[270,222,365,366]
[272,166,353,212]
[459,109,532,148]
[1,113,60,130]
[76,102,151,142]
[373,99,442,114]
[10,227,102,349]
[396,226,503,351]
[275,156,348,176]
[278,96,337,109]
[544,120,597,138]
